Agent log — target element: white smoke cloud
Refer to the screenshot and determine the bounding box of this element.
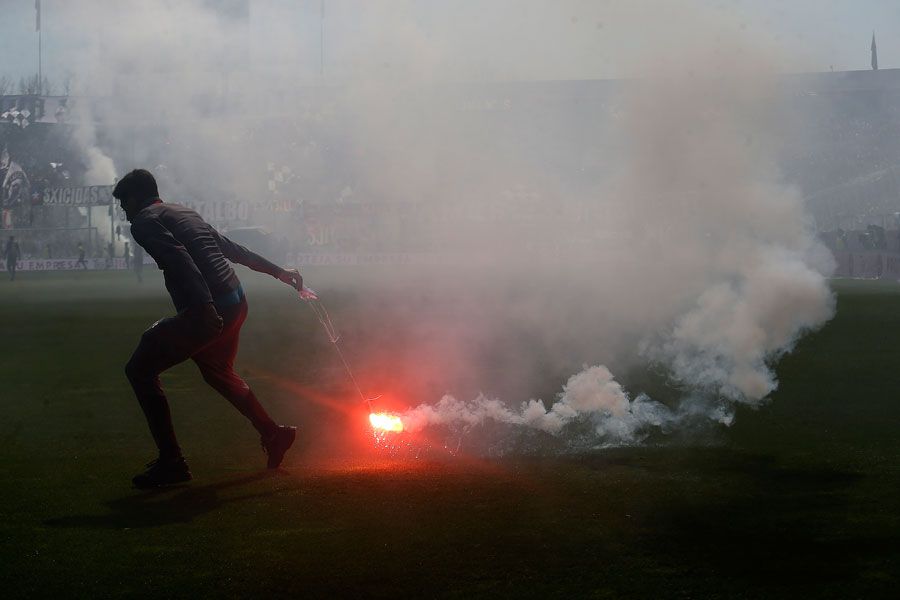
[404,365,631,433]
[387,1,836,445]
[40,1,836,448]
[643,246,835,403]
[402,365,686,446]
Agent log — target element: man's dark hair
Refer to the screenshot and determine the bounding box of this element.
[113,169,159,202]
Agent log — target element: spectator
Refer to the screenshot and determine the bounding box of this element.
[5,235,21,281]
[54,98,69,124]
[76,242,88,270]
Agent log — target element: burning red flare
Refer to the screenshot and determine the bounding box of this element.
[369,412,404,433]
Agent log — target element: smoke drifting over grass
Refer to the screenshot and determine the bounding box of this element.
[389,2,836,445]
[51,1,835,447]
[403,367,681,447]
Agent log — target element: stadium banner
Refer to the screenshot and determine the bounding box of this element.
[882,254,900,279]
[0,258,128,271]
[830,251,897,279]
[4,254,435,270]
[289,253,476,266]
[181,199,252,224]
[846,253,885,279]
[42,185,115,207]
[290,253,427,266]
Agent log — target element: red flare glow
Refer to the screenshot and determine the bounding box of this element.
[369,412,404,433]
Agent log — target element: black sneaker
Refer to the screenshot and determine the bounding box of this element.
[132,456,192,489]
[261,425,297,469]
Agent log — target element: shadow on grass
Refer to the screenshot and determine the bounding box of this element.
[45,470,298,530]
[568,447,899,590]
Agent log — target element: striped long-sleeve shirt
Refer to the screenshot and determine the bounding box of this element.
[130,200,283,311]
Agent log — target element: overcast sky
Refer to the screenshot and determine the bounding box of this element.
[0,0,896,90]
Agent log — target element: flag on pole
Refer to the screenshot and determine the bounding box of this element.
[35,0,41,32]
[871,32,878,70]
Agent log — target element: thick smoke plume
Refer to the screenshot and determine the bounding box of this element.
[390,2,836,445]
[48,1,835,447]
[403,367,679,446]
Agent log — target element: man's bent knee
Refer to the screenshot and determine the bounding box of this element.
[125,355,153,385]
[124,357,139,383]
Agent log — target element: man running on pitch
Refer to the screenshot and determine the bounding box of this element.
[115,169,301,488]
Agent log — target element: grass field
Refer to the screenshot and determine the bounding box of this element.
[1,270,899,598]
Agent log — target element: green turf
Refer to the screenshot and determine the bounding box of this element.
[1,272,898,599]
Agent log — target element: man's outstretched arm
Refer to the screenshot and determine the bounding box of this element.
[209,227,303,290]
